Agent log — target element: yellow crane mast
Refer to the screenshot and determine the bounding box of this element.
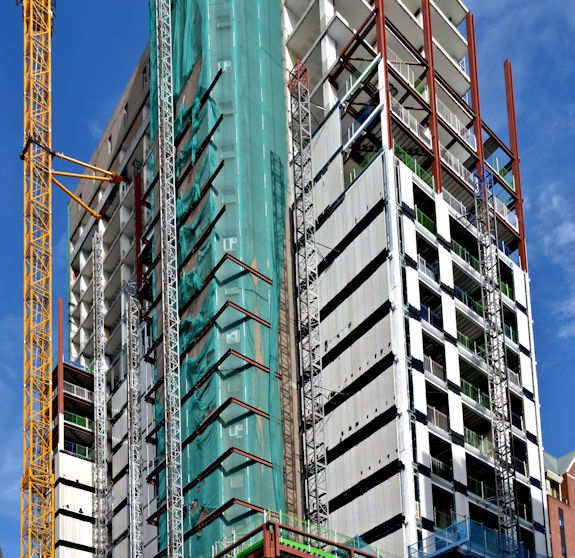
[19,3,122,557]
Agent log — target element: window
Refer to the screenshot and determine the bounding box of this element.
[550,480,560,500]
[559,508,567,557]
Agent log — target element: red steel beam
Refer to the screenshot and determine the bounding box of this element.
[466,14,484,167]
[421,0,442,193]
[504,60,527,271]
[374,0,393,149]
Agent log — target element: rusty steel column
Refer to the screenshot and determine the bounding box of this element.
[504,60,527,271]
[421,0,442,193]
[466,13,484,166]
[374,0,393,149]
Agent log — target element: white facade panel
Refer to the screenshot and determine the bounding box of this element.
[112,408,128,446]
[113,439,128,477]
[112,503,129,539]
[315,154,344,217]
[517,310,530,348]
[56,452,93,487]
[115,535,129,558]
[56,483,92,516]
[520,352,535,393]
[527,440,542,483]
[435,195,450,240]
[56,548,92,558]
[56,514,93,545]
[398,163,415,209]
[312,108,341,176]
[111,378,127,418]
[513,268,527,309]
[113,471,128,507]
[403,215,417,261]
[438,245,453,287]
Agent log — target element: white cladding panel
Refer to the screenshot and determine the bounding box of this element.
[327,419,399,494]
[524,397,537,435]
[111,378,127,418]
[527,441,542,482]
[113,440,128,477]
[113,472,128,507]
[320,271,388,357]
[112,503,129,539]
[315,155,384,250]
[56,452,93,486]
[320,313,393,395]
[115,535,129,558]
[315,154,343,218]
[371,530,405,558]
[330,473,402,536]
[398,161,415,208]
[513,267,527,309]
[435,195,450,240]
[56,514,92,545]
[56,548,92,558]
[520,352,534,393]
[403,214,417,261]
[112,409,128,446]
[56,483,92,516]
[312,108,341,176]
[438,245,453,287]
[325,364,395,450]
[517,310,530,348]
[319,215,387,307]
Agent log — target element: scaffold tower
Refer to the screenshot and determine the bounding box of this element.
[474,165,518,544]
[154,0,184,556]
[289,61,329,528]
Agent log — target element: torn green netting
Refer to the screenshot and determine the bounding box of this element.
[149,1,288,556]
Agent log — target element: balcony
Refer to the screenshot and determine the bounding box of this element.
[468,475,496,502]
[418,255,439,283]
[508,369,521,387]
[391,98,432,148]
[440,147,473,188]
[56,381,94,403]
[415,207,436,235]
[454,286,483,318]
[487,156,515,191]
[421,303,443,330]
[387,47,430,102]
[424,354,445,381]
[63,439,94,461]
[492,195,518,231]
[431,457,452,481]
[436,96,475,149]
[63,410,94,432]
[464,426,493,457]
[504,323,518,344]
[461,379,490,410]
[427,405,449,432]
[500,280,514,300]
[457,331,486,361]
[511,411,524,431]
[451,240,480,273]
[394,143,434,189]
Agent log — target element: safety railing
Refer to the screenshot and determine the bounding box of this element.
[344,148,379,187]
[63,439,94,461]
[424,355,445,381]
[387,47,430,102]
[500,280,514,300]
[464,427,494,457]
[454,286,484,318]
[492,195,518,230]
[514,457,528,477]
[62,380,94,402]
[508,369,521,387]
[487,156,515,191]
[394,143,434,189]
[451,239,480,272]
[415,206,436,234]
[468,475,496,502]
[461,378,490,409]
[443,189,473,224]
[418,255,439,282]
[427,405,449,432]
[390,98,432,148]
[504,323,517,343]
[457,331,486,361]
[511,411,524,431]
[518,502,532,522]
[436,96,475,149]
[431,457,452,481]
[421,303,443,330]
[63,410,94,431]
[440,147,473,187]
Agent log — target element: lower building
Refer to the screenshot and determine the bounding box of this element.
[544,451,575,558]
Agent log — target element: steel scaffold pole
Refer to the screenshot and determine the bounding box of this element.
[154,0,184,556]
[289,61,329,528]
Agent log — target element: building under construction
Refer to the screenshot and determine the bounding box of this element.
[55,1,550,558]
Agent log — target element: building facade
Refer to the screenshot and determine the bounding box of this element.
[544,451,575,558]
[60,1,550,558]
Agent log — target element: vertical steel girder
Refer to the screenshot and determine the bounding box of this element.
[289,61,329,528]
[20,1,54,557]
[92,231,108,557]
[474,166,518,544]
[154,0,184,556]
[126,285,143,558]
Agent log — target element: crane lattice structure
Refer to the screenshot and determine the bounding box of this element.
[154,0,184,556]
[289,61,329,528]
[92,231,107,557]
[20,1,54,557]
[125,283,143,558]
[474,165,518,544]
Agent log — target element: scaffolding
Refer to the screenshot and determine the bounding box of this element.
[289,61,329,528]
[125,283,143,558]
[474,165,518,544]
[154,0,184,556]
[92,230,108,558]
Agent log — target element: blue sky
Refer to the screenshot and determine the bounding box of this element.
[0,0,573,555]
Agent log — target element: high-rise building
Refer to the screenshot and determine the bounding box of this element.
[60,2,551,558]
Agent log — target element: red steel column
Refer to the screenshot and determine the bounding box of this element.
[421,0,442,193]
[504,60,527,271]
[466,13,484,166]
[57,298,64,451]
[374,0,393,149]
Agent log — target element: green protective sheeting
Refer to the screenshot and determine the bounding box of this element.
[149,0,288,556]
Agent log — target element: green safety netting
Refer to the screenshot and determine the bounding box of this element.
[148,0,288,556]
